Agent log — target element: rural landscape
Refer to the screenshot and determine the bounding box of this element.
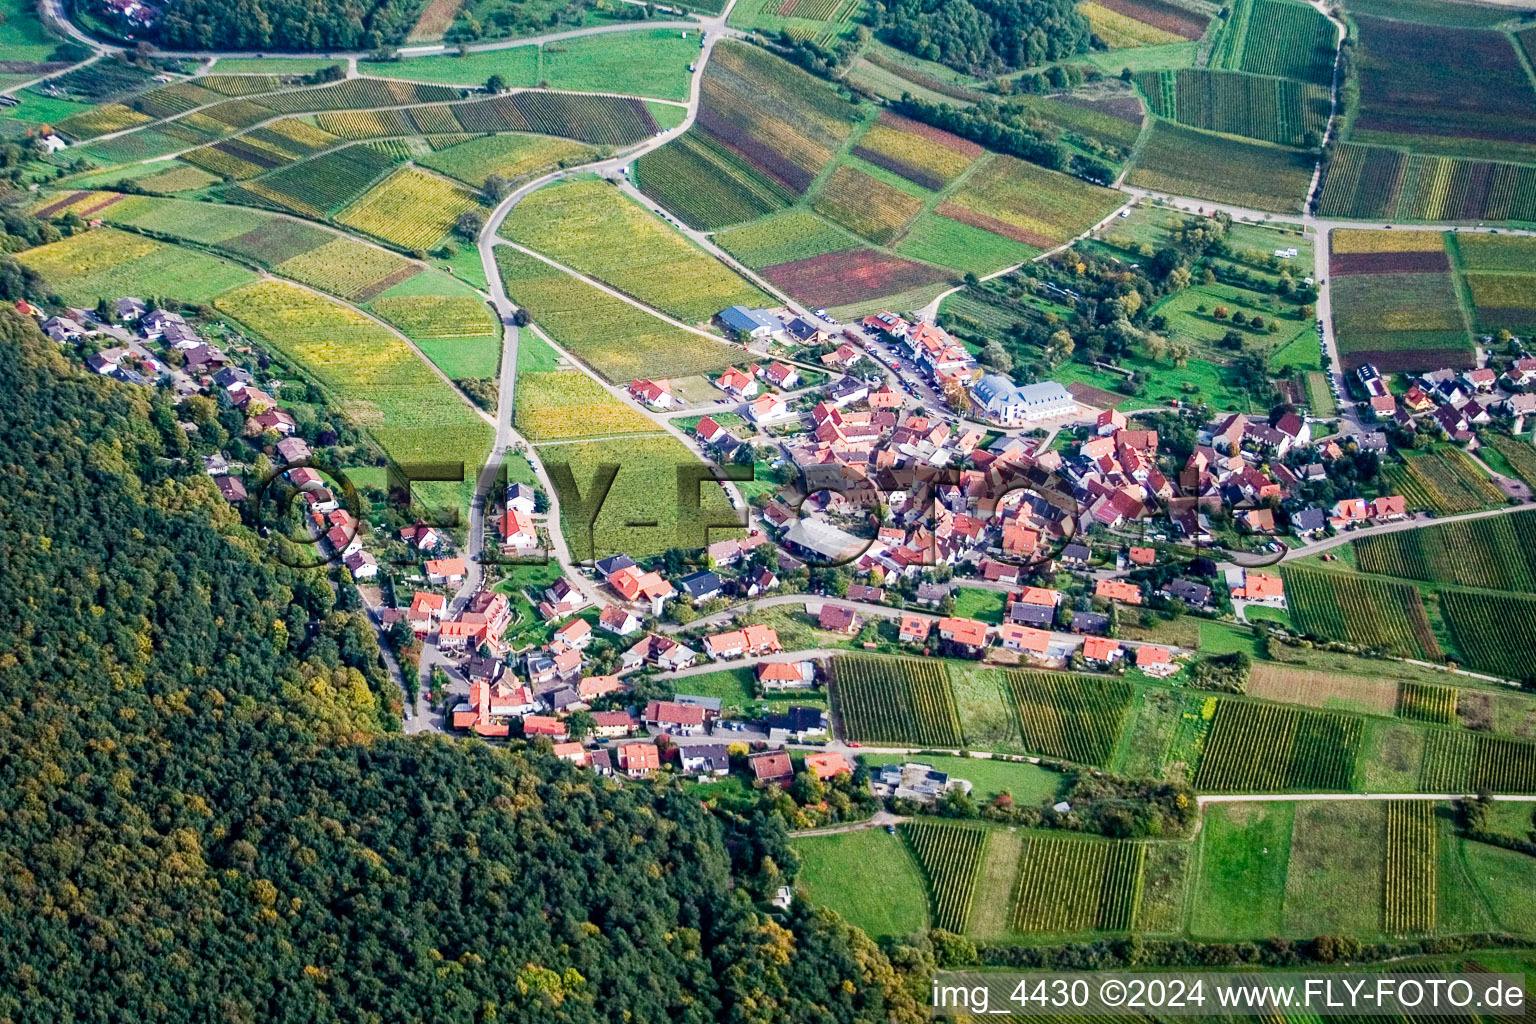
[3,0,1536,1017]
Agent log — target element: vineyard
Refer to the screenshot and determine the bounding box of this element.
[1384,801,1437,934]
[851,111,981,190]
[213,279,491,470]
[231,144,401,218]
[1354,512,1536,592]
[1210,0,1337,86]
[16,226,255,305]
[1384,448,1504,515]
[714,210,855,269]
[1010,835,1145,934]
[1134,69,1329,146]
[1281,566,1441,659]
[515,371,660,441]
[1421,728,1536,792]
[832,654,964,747]
[690,40,861,195]
[901,821,986,933]
[1483,434,1536,489]
[634,130,796,230]
[338,167,483,250]
[1397,682,1458,724]
[1466,271,1536,332]
[494,247,740,381]
[1317,139,1536,222]
[1079,1,1184,47]
[1003,671,1133,766]
[1194,699,1362,791]
[418,133,597,188]
[1125,120,1314,214]
[1330,268,1473,372]
[811,165,926,246]
[940,155,1123,250]
[1439,590,1536,680]
[369,294,496,339]
[501,179,769,321]
[275,238,419,301]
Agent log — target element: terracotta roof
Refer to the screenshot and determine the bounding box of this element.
[1135,644,1171,666]
[938,616,989,647]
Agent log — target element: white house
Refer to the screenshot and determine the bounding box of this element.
[971,375,1076,425]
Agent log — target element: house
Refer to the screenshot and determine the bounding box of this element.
[1070,611,1109,635]
[275,436,311,465]
[544,577,588,616]
[747,391,791,424]
[971,376,1076,424]
[579,675,627,702]
[1095,579,1143,605]
[551,742,588,766]
[500,507,538,550]
[621,634,697,672]
[1463,368,1498,392]
[344,549,378,580]
[628,378,673,410]
[326,524,363,559]
[552,617,592,650]
[408,591,447,633]
[937,616,989,653]
[451,678,522,737]
[765,706,827,742]
[1234,571,1285,603]
[1128,546,1156,566]
[597,604,643,637]
[43,315,88,342]
[997,622,1051,656]
[805,752,852,780]
[1097,408,1127,436]
[1240,508,1276,533]
[1135,644,1175,676]
[760,361,800,388]
[1291,506,1328,537]
[506,482,537,515]
[213,475,246,503]
[846,584,884,603]
[617,742,661,779]
[523,715,568,739]
[1369,394,1397,419]
[872,762,972,804]
[819,343,862,370]
[680,743,732,777]
[1403,385,1435,412]
[745,567,779,596]
[818,604,861,633]
[694,415,731,446]
[425,557,467,586]
[899,614,932,644]
[116,297,146,322]
[715,366,759,398]
[1371,495,1408,520]
[678,570,725,603]
[1330,498,1371,528]
[590,710,638,738]
[1161,578,1213,608]
[749,749,795,785]
[915,582,950,606]
[609,565,675,615]
[718,305,780,339]
[785,316,832,346]
[758,660,816,689]
[1081,636,1122,664]
[1060,543,1091,567]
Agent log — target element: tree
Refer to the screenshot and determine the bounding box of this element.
[486,73,506,93]
[1213,305,1230,321]
[484,173,511,201]
[454,210,485,240]
[513,308,531,327]
[979,340,1013,372]
[565,709,596,740]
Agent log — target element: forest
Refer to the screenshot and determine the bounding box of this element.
[152,0,425,51]
[871,0,1092,73]
[0,309,925,1024]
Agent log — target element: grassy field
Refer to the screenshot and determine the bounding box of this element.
[215,279,492,471]
[714,210,856,269]
[501,178,769,322]
[495,246,741,381]
[0,0,63,61]
[952,587,1007,624]
[858,753,1065,804]
[1283,800,1388,936]
[18,226,256,304]
[365,271,502,380]
[791,828,928,939]
[1189,801,1293,937]
[540,29,699,102]
[535,432,735,560]
[359,46,541,87]
[1126,120,1316,213]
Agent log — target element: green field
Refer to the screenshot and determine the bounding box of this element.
[418,132,598,188]
[832,654,964,748]
[895,211,1036,276]
[1126,120,1316,213]
[1282,565,1440,658]
[951,587,1007,624]
[1135,69,1330,146]
[1354,512,1536,592]
[1384,447,1505,516]
[540,29,700,102]
[360,46,541,87]
[1189,801,1293,937]
[858,753,1065,804]
[0,0,63,61]
[791,828,929,939]
[18,227,256,304]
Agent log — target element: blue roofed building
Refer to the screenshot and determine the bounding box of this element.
[970,375,1077,425]
[718,306,781,339]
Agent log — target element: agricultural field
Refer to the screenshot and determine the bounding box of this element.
[1349,13,1536,166]
[1010,833,1145,934]
[714,210,856,269]
[1305,371,1337,415]
[831,654,964,747]
[851,111,982,190]
[1125,120,1316,213]
[726,0,866,46]
[1194,698,1363,790]
[1189,801,1292,938]
[633,130,797,230]
[1281,565,1440,658]
[1439,590,1536,681]
[896,213,1037,278]
[1464,270,1536,334]
[1384,800,1438,934]
[539,29,699,102]
[1209,0,1337,85]
[1080,0,1209,47]
[1328,229,1473,371]
[1317,144,1536,223]
[214,279,492,471]
[1134,69,1329,146]
[1397,681,1458,724]
[418,133,598,188]
[810,164,926,246]
[338,167,483,251]
[790,828,929,939]
[1354,511,1536,592]
[939,154,1123,250]
[1003,670,1134,766]
[502,179,769,322]
[231,144,401,219]
[1385,447,1505,516]
[366,272,502,379]
[902,821,986,933]
[17,226,256,304]
[1483,433,1536,490]
[359,46,541,87]
[686,40,863,196]
[535,432,735,560]
[1421,727,1536,792]
[494,247,740,381]
[275,238,421,301]
[514,371,658,441]
[0,0,63,62]
[1245,662,1398,715]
